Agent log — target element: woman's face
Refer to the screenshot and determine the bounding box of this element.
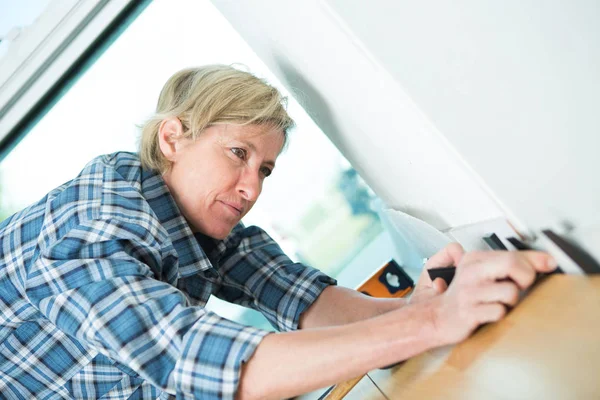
[161,121,284,239]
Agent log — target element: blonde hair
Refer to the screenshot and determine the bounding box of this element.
[139,64,295,173]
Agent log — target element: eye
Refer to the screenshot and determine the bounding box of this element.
[231,147,247,160]
[260,166,273,177]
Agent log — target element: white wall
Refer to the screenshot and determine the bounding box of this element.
[212,0,504,231]
[213,0,599,260]
[325,0,600,236]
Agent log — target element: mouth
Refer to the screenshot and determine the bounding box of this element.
[220,201,243,216]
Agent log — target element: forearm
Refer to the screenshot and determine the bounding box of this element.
[299,286,407,329]
[237,300,436,400]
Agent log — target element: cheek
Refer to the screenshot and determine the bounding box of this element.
[173,155,239,209]
[213,158,238,181]
[180,173,224,212]
[171,168,205,209]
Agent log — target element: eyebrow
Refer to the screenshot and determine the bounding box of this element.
[239,140,276,168]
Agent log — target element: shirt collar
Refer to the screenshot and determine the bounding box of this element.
[140,168,214,278]
[193,222,245,266]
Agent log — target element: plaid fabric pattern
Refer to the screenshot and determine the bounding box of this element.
[0,152,335,399]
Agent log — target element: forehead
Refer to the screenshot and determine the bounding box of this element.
[217,123,285,154]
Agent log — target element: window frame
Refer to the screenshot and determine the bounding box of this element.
[0,0,151,161]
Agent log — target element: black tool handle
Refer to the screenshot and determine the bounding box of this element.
[428,266,456,286]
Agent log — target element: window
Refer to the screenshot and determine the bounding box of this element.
[0,0,52,60]
[0,0,397,330]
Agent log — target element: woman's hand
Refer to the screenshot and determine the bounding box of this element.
[426,248,557,346]
[408,243,465,304]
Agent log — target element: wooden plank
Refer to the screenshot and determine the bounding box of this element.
[333,375,386,400]
[369,275,600,399]
[321,375,363,400]
[295,375,385,400]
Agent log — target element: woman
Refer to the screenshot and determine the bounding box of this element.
[0,65,556,399]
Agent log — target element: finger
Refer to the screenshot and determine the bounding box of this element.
[432,277,448,293]
[473,303,507,325]
[518,250,558,272]
[473,282,520,307]
[425,243,465,283]
[468,251,555,290]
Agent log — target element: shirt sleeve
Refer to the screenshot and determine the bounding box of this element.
[213,225,337,332]
[26,217,269,400]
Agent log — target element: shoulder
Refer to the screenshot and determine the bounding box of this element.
[92,152,162,229]
[39,152,161,246]
[46,152,144,211]
[80,151,143,189]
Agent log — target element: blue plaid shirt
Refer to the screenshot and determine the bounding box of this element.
[0,152,335,399]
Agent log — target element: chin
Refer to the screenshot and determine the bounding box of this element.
[202,224,234,240]
[188,216,235,239]
[210,231,230,240]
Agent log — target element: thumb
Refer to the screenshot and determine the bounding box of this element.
[426,243,465,270]
[432,277,448,293]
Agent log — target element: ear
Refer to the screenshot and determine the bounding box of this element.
[158,117,185,162]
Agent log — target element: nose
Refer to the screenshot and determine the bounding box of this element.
[237,168,261,202]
